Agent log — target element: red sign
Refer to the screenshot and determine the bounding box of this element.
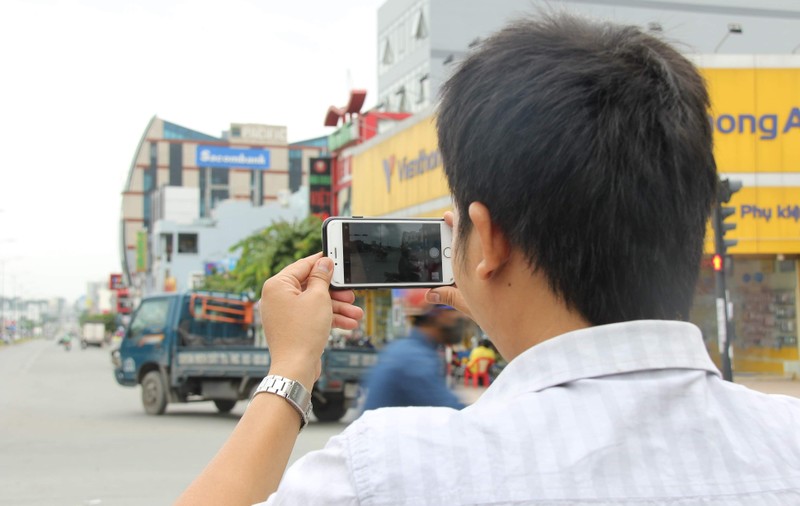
[309,157,332,219]
[116,287,132,314]
[109,273,124,290]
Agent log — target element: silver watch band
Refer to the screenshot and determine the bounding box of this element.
[251,375,312,430]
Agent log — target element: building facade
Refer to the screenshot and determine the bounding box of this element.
[120,117,325,298]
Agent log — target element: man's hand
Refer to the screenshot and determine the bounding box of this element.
[260,253,363,389]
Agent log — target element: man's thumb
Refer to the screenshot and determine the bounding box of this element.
[426,286,473,319]
[307,257,334,291]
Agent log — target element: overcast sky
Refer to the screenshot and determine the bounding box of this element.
[0,0,383,301]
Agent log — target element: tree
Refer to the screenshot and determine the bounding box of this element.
[202,215,323,298]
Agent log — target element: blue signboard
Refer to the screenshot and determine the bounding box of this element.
[196,145,270,169]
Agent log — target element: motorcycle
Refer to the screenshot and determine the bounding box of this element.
[58,336,72,351]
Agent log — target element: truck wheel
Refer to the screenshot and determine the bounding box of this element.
[213,400,237,413]
[312,394,346,422]
[141,371,168,415]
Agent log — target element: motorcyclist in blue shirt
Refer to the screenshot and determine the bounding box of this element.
[363,292,465,411]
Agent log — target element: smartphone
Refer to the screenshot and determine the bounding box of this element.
[322,217,455,289]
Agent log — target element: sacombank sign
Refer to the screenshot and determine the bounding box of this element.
[710,107,800,140]
[382,149,442,192]
[196,145,271,169]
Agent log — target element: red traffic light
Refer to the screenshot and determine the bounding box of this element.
[712,254,723,272]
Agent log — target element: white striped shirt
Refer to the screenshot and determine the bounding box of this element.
[264,320,800,505]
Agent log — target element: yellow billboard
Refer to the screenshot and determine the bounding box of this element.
[702,66,800,254]
[352,116,449,217]
[712,186,800,254]
[704,68,800,173]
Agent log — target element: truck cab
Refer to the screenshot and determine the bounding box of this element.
[112,291,376,422]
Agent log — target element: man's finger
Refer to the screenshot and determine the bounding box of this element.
[332,300,364,321]
[332,314,361,330]
[426,286,473,319]
[331,289,356,304]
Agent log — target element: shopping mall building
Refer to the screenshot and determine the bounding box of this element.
[119,117,326,298]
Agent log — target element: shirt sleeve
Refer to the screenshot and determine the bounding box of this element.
[259,431,359,506]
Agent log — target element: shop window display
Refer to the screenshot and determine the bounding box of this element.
[731,258,797,349]
[690,257,799,369]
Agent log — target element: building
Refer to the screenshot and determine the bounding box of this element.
[356,0,800,374]
[324,89,411,216]
[377,0,800,114]
[120,117,326,298]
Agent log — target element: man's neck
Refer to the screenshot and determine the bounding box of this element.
[477,252,590,361]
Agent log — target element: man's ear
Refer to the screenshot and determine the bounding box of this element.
[468,202,510,280]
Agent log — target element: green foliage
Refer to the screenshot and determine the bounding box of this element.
[201,215,323,298]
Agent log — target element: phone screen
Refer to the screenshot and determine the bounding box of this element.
[342,221,445,284]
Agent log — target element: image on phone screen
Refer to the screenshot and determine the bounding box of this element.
[342,221,445,284]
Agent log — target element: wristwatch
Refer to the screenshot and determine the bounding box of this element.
[251,375,312,431]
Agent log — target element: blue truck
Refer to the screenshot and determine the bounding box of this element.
[111,291,377,421]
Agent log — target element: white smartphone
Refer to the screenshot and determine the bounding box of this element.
[322,217,455,289]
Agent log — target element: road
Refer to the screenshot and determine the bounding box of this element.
[3,339,800,505]
[0,339,356,506]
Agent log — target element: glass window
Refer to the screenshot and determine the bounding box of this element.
[178,233,198,254]
[199,168,207,217]
[210,189,229,209]
[169,143,182,186]
[211,168,229,185]
[128,298,171,341]
[160,233,174,262]
[417,74,428,104]
[691,256,800,368]
[732,258,797,349]
[381,38,393,65]
[412,9,427,39]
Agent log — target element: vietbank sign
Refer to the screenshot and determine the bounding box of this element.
[382,149,442,192]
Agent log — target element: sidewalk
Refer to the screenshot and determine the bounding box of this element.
[453,374,800,406]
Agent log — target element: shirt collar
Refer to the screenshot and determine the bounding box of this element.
[477,320,721,404]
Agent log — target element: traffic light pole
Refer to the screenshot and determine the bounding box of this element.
[713,237,733,381]
[713,177,742,382]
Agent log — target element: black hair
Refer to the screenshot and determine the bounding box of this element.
[437,13,716,325]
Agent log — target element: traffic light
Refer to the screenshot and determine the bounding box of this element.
[712,254,723,272]
[713,178,742,255]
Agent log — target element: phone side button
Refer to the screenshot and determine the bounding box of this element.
[443,247,452,258]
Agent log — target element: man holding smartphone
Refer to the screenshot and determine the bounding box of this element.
[178,11,800,506]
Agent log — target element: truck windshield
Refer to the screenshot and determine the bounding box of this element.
[128,298,170,343]
[177,294,255,347]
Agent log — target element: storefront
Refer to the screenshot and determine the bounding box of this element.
[692,56,800,375]
[348,59,800,374]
